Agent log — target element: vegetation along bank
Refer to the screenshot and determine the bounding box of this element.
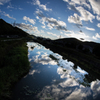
[0,39,30,100]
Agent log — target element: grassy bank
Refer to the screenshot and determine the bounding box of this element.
[0,39,30,100]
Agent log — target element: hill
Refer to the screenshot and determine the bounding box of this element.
[0,19,28,37]
[53,38,99,48]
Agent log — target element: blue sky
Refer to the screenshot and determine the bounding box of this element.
[0,0,100,43]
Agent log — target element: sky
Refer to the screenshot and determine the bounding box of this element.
[0,0,100,43]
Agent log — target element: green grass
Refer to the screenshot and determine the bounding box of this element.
[0,39,30,100]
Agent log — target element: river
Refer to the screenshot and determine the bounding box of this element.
[12,42,100,100]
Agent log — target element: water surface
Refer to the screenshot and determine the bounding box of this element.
[12,42,100,100]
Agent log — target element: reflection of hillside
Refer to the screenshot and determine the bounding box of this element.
[50,53,97,84]
[50,53,90,86]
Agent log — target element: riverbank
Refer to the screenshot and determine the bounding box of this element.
[0,39,30,100]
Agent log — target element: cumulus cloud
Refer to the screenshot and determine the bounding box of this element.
[97,23,100,28]
[92,33,100,40]
[63,0,91,9]
[85,27,95,31]
[23,16,35,25]
[68,4,79,13]
[15,23,37,30]
[0,0,10,5]
[32,0,52,11]
[96,15,100,21]
[36,10,67,32]
[15,23,43,35]
[68,13,82,26]
[64,0,95,24]
[68,7,95,26]
[76,6,95,23]
[89,0,100,15]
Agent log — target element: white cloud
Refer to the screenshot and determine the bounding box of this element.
[7,3,23,10]
[85,27,95,31]
[0,0,10,5]
[1,10,16,20]
[92,33,100,40]
[15,23,36,30]
[71,0,91,9]
[97,23,100,28]
[95,33,100,38]
[36,16,39,19]
[92,36,97,40]
[68,13,82,26]
[15,23,44,35]
[68,7,95,25]
[64,31,89,40]
[36,10,67,32]
[47,32,59,38]
[32,0,52,11]
[63,0,69,2]
[7,3,14,9]
[76,6,95,23]
[88,0,100,15]
[23,16,35,25]
[41,25,46,29]
[63,0,91,9]
[96,15,100,21]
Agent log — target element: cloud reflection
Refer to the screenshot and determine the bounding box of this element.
[91,80,100,99]
[29,69,40,75]
[37,53,100,100]
[33,52,57,65]
[27,42,100,100]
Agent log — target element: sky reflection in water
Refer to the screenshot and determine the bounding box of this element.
[15,42,100,100]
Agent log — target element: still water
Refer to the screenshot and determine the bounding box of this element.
[12,42,100,100]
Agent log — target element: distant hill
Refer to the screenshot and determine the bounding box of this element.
[53,38,100,49]
[0,19,28,37]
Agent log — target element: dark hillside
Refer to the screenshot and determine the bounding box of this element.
[53,38,100,52]
[0,19,28,37]
[53,38,100,47]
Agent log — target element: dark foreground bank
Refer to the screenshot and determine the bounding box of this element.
[0,39,30,100]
